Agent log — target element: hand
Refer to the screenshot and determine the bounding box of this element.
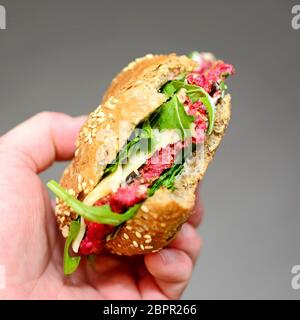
[0,112,202,300]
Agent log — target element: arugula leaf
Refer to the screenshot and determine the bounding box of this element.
[103,120,155,176]
[219,80,228,99]
[47,180,140,225]
[162,81,177,98]
[63,220,81,275]
[148,164,184,196]
[103,136,140,176]
[153,95,195,138]
[138,119,156,153]
[161,80,216,135]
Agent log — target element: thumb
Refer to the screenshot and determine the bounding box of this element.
[0,112,86,173]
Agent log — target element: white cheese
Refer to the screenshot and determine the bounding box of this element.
[72,217,86,253]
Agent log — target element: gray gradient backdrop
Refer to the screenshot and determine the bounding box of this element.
[0,0,299,299]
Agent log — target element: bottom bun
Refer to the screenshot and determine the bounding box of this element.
[105,94,231,255]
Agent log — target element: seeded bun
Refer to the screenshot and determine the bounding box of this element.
[55,53,231,256]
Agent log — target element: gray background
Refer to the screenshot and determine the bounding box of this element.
[0,0,299,299]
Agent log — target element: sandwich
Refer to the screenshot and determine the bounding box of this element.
[47,51,235,275]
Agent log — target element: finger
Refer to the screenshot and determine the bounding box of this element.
[188,184,204,227]
[86,255,141,299]
[0,112,86,173]
[168,223,202,263]
[144,248,193,299]
[138,272,169,300]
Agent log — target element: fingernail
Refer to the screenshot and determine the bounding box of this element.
[159,249,177,264]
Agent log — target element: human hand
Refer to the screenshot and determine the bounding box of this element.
[0,112,202,299]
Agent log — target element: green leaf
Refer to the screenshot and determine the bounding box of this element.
[162,81,177,98]
[139,119,156,153]
[153,95,195,138]
[219,80,228,99]
[103,136,140,176]
[103,119,156,176]
[161,80,216,135]
[148,164,184,196]
[47,180,140,225]
[63,220,81,275]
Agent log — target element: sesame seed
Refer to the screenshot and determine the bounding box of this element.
[126,226,132,231]
[63,210,70,216]
[62,226,69,238]
[160,223,166,227]
[135,231,142,238]
[89,179,94,186]
[106,234,112,241]
[141,205,149,212]
[82,181,87,189]
[144,234,151,239]
[145,245,153,250]
[140,244,145,250]
[133,241,138,248]
[145,238,152,244]
[123,233,129,240]
[68,189,75,196]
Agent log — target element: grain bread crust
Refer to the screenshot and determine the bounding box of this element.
[105,94,231,255]
[55,54,197,236]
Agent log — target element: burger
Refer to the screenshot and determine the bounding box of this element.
[47,51,235,275]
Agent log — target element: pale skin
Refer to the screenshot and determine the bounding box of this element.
[0,112,202,299]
